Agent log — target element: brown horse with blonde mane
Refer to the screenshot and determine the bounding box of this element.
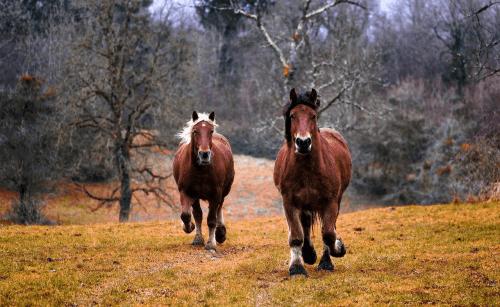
[173,111,234,251]
[274,88,352,276]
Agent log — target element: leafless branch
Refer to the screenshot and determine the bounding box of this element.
[305,0,366,19]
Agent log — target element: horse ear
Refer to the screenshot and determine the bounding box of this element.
[192,111,199,121]
[209,111,215,121]
[290,88,298,103]
[310,88,318,103]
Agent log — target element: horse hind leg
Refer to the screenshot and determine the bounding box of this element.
[300,210,317,265]
[318,244,334,271]
[215,203,226,244]
[318,234,346,272]
[318,202,346,271]
[191,200,204,246]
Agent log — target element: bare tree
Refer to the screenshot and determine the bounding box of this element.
[68,0,177,222]
[212,0,369,107]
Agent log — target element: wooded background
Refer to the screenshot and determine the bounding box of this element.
[0,0,498,223]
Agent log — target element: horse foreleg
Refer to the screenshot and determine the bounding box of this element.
[180,192,195,234]
[205,201,218,251]
[285,203,307,277]
[318,202,346,271]
[300,211,317,265]
[191,200,204,246]
[215,203,226,244]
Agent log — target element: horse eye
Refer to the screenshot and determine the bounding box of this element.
[290,114,295,119]
[311,115,317,120]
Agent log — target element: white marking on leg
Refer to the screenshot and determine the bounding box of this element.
[208,227,216,247]
[195,220,203,237]
[334,239,342,254]
[289,246,303,268]
[217,209,224,227]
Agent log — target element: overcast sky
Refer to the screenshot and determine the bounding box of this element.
[150,0,397,16]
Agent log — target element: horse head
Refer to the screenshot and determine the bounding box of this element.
[191,111,216,165]
[284,88,320,154]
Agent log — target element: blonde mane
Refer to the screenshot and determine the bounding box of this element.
[177,113,218,144]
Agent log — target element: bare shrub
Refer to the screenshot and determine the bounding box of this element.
[5,199,52,225]
[453,136,500,200]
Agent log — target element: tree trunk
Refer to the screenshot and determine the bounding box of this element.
[19,182,27,205]
[117,145,132,222]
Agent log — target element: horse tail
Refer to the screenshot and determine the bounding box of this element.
[310,210,321,234]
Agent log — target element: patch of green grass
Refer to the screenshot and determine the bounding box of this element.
[0,202,498,305]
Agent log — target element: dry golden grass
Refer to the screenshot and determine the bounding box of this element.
[0,201,498,305]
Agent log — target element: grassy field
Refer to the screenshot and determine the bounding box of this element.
[0,201,498,305]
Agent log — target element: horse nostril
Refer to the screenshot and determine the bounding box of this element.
[304,138,311,146]
[201,151,210,159]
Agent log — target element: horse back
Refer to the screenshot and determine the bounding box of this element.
[320,128,352,192]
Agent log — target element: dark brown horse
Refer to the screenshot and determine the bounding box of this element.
[173,111,235,251]
[274,88,352,276]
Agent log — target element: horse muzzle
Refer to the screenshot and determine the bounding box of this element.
[197,150,212,165]
[295,137,312,154]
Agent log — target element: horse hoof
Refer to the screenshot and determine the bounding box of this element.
[205,243,217,251]
[331,239,346,258]
[302,244,317,265]
[183,222,195,234]
[215,225,226,243]
[192,235,204,246]
[289,264,308,277]
[317,259,334,271]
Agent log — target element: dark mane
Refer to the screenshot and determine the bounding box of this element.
[283,89,320,143]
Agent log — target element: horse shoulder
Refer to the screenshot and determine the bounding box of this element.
[212,133,233,165]
[320,128,348,149]
[212,133,235,193]
[320,128,352,191]
[213,133,232,152]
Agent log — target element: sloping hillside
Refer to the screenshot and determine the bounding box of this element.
[0,201,498,305]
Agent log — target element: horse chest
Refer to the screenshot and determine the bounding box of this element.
[286,176,329,206]
[183,173,219,200]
